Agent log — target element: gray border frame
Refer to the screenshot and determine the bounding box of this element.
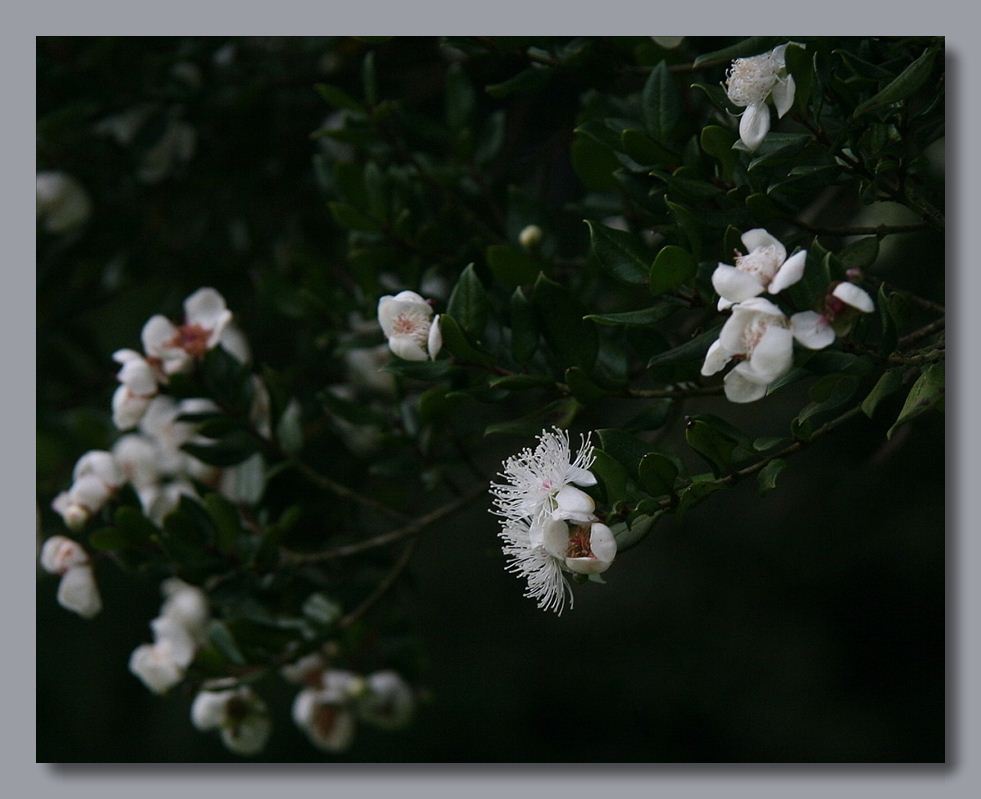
[12,1,975,794]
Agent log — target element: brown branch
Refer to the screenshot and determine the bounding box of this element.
[791,220,931,237]
[898,318,945,349]
[290,460,409,524]
[338,538,419,630]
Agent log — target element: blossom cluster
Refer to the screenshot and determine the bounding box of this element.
[490,428,616,614]
[703,229,875,402]
[39,535,101,619]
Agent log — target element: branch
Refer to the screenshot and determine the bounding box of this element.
[339,538,419,630]
[898,318,945,349]
[790,220,931,237]
[290,460,409,524]
[620,384,725,399]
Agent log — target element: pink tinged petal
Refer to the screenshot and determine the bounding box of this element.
[69,474,112,512]
[768,249,807,294]
[387,334,428,362]
[712,264,765,304]
[701,339,732,377]
[739,102,771,151]
[540,517,571,559]
[723,367,768,403]
[73,450,122,487]
[772,74,796,118]
[40,535,89,575]
[427,314,443,359]
[141,315,178,357]
[552,485,596,523]
[833,282,875,313]
[376,296,399,337]
[719,308,756,354]
[57,565,102,619]
[568,467,598,487]
[747,325,794,384]
[183,287,229,330]
[740,229,786,263]
[791,311,836,350]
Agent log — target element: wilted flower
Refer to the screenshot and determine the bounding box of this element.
[281,652,328,686]
[725,44,797,151]
[141,288,235,376]
[292,686,357,753]
[701,297,794,403]
[191,687,272,757]
[36,171,92,233]
[790,282,876,349]
[376,290,442,362]
[489,427,598,527]
[40,535,89,576]
[713,229,807,310]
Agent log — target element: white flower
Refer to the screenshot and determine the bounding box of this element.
[489,427,598,527]
[358,671,414,730]
[702,297,795,403]
[712,229,806,310]
[160,578,210,639]
[73,450,123,488]
[138,395,219,479]
[281,652,328,686]
[141,288,234,376]
[128,641,186,694]
[52,450,122,530]
[56,564,102,619]
[139,479,199,526]
[292,687,357,753]
[376,291,443,362]
[191,687,271,757]
[40,535,89,575]
[725,44,797,151]
[112,434,161,489]
[790,282,876,350]
[111,350,159,429]
[36,171,92,233]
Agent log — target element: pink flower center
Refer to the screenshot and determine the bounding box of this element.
[735,246,781,285]
[566,525,594,559]
[171,323,211,357]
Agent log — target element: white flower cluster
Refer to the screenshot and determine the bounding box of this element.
[704,228,875,403]
[129,579,210,695]
[191,684,271,757]
[377,290,443,362]
[281,652,415,753]
[489,428,617,615]
[725,44,798,151]
[36,172,92,233]
[39,535,102,618]
[51,450,123,532]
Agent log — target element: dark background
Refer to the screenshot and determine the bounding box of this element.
[36,37,944,762]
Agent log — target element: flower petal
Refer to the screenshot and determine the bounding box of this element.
[740,229,785,263]
[723,367,768,403]
[739,102,771,151]
[191,690,231,731]
[717,297,734,311]
[768,250,807,294]
[747,324,794,384]
[552,485,596,523]
[184,288,228,329]
[57,565,102,619]
[568,467,598,487]
[427,314,443,359]
[790,311,835,350]
[387,334,428,362]
[771,74,796,118]
[141,315,178,357]
[833,282,875,313]
[701,339,732,376]
[540,517,570,559]
[712,263,765,304]
[589,522,617,565]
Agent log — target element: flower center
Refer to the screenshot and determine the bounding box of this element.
[824,294,847,321]
[391,313,428,342]
[172,323,211,358]
[313,703,339,738]
[726,53,779,106]
[742,315,787,353]
[735,245,781,285]
[566,525,594,559]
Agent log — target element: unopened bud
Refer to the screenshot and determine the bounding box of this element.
[518,224,543,250]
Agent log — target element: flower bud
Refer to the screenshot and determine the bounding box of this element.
[160,578,210,637]
[56,565,102,619]
[40,535,89,575]
[518,224,543,250]
[129,642,185,694]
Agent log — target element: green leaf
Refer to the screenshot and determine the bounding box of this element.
[862,368,904,418]
[208,620,246,666]
[488,374,554,391]
[510,287,538,365]
[642,61,682,142]
[328,201,377,231]
[700,125,737,178]
[665,199,702,260]
[302,593,343,628]
[445,62,475,129]
[614,512,662,553]
[684,418,736,477]
[650,245,696,296]
[532,274,598,371]
[621,128,676,165]
[853,48,938,118]
[585,300,683,327]
[591,449,628,504]
[113,506,158,544]
[200,347,254,414]
[439,314,496,368]
[784,43,813,111]
[203,493,243,553]
[486,67,552,98]
[638,452,679,498]
[692,37,775,68]
[794,374,862,439]
[182,431,259,467]
[877,284,898,356]
[839,236,879,271]
[887,363,944,438]
[362,51,378,106]
[757,458,787,495]
[314,83,365,112]
[484,398,580,437]
[89,526,133,551]
[647,325,722,368]
[596,429,652,476]
[486,244,539,288]
[586,220,652,286]
[676,475,726,516]
[447,263,489,339]
[565,367,608,404]
[276,400,304,456]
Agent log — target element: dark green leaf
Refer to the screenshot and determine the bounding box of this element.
[650,245,696,296]
[447,263,490,339]
[692,37,775,68]
[757,458,787,495]
[314,83,364,112]
[445,63,475,129]
[532,274,598,371]
[642,62,682,143]
[510,287,539,365]
[638,452,679,497]
[887,363,944,438]
[647,325,722,368]
[486,244,539,287]
[182,431,259,467]
[565,367,608,404]
[208,620,246,666]
[862,368,904,418]
[853,48,938,118]
[591,449,628,504]
[585,300,683,327]
[486,67,552,98]
[586,220,652,286]
[596,429,652,476]
[839,236,879,270]
[203,493,243,553]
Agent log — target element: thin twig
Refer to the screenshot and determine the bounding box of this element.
[290,460,409,524]
[620,384,725,399]
[898,318,946,349]
[338,538,419,630]
[790,220,931,237]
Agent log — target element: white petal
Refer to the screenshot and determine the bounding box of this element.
[568,467,598,487]
[73,450,122,487]
[717,297,734,311]
[378,294,431,337]
[117,357,158,396]
[701,339,732,377]
[540,517,571,559]
[141,315,178,357]
[739,102,771,152]
[360,671,414,730]
[790,311,835,350]
[740,229,786,264]
[129,643,184,694]
[112,348,142,365]
[552,485,596,523]
[589,522,617,565]
[747,325,794,383]
[768,250,807,294]
[69,474,112,512]
[387,334,429,362]
[40,535,88,575]
[221,712,271,757]
[772,75,796,118]
[57,565,102,618]
[191,690,231,730]
[735,296,786,317]
[150,615,197,668]
[219,323,252,364]
[723,367,768,403]
[427,314,443,359]
[833,282,875,313]
[161,579,210,635]
[184,288,228,329]
[392,290,427,305]
[712,264,765,304]
[719,308,755,355]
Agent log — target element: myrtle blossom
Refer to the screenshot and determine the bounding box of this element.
[790,282,876,350]
[39,535,102,619]
[141,288,236,376]
[292,685,358,753]
[376,290,443,362]
[111,349,160,430]
[358,671,415,731]
[725,44,797,151]
[191,686,272,757]
[36,171,92,233]
[489,427,598,527]
[51,450,123,531]
[702,297,795,403]
[713,229,806,310]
